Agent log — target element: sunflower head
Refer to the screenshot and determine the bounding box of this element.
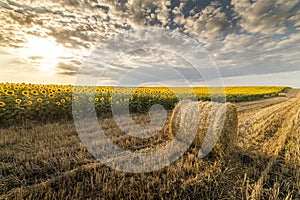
[37,98,43,103]
[48,93,55,98]
[5,90,14,96]
[0,102,5,107]
[31,90,39,95]
[15,99,22,104]
[22,91,30,97]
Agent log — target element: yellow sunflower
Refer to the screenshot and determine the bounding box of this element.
[31,90,39,95]
[40,90,47,95]
[15,99,22,104]
[48,93,55,98]
[0,102,5,107]
[37,98,43,103]
[5,90,14,96]
[22,91,30,97]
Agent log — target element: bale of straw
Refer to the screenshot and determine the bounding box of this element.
[169,100,238,158]
[278,93,287,97]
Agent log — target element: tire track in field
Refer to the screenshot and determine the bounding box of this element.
[238,91,300,154]
[236,89,298,113]
[262,105,300,199]
[237,90,300,199]
[250,100,300,199]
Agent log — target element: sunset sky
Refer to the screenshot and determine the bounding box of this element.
[0,0,299,87]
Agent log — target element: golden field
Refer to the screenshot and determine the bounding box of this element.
[1,83,299,199]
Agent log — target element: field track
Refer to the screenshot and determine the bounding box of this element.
[237,89,300,199]
[1,89,299,199]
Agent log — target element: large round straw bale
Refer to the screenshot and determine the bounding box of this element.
[169,101,238,158]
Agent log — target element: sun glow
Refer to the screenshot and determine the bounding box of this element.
[23,35,66,74]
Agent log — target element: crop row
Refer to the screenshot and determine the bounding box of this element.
[0,83,289,127]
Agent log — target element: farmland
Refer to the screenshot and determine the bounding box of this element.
[0,83,289,126]
[1,83,299,199]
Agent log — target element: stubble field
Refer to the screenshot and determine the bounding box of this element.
[0,85,299,199]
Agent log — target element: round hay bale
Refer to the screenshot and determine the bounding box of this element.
[278,93,287,97]
[169,101,238,158]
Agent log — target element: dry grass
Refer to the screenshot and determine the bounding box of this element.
[1,90,300,199]
[0,120,236,199]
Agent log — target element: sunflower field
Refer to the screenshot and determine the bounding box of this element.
[0,82,290,127]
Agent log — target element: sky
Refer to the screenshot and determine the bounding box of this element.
[0,0,299,87]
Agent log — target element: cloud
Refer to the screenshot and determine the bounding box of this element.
[231,0,299,35]
[288,9,300,30]
[0,0,128,47]
[210,32,300,78]
[56,62,79,76]
[156,1,171,27]
[221,70,300,87]
[184,4,230,40]
[126,0,161,26]
[125,0,232,40]
[0,0,299,86]
[76,27,227,87]
[0,0,131,78]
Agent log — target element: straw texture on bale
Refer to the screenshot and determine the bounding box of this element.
[278,93,287,97]
[169,101,238,157]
